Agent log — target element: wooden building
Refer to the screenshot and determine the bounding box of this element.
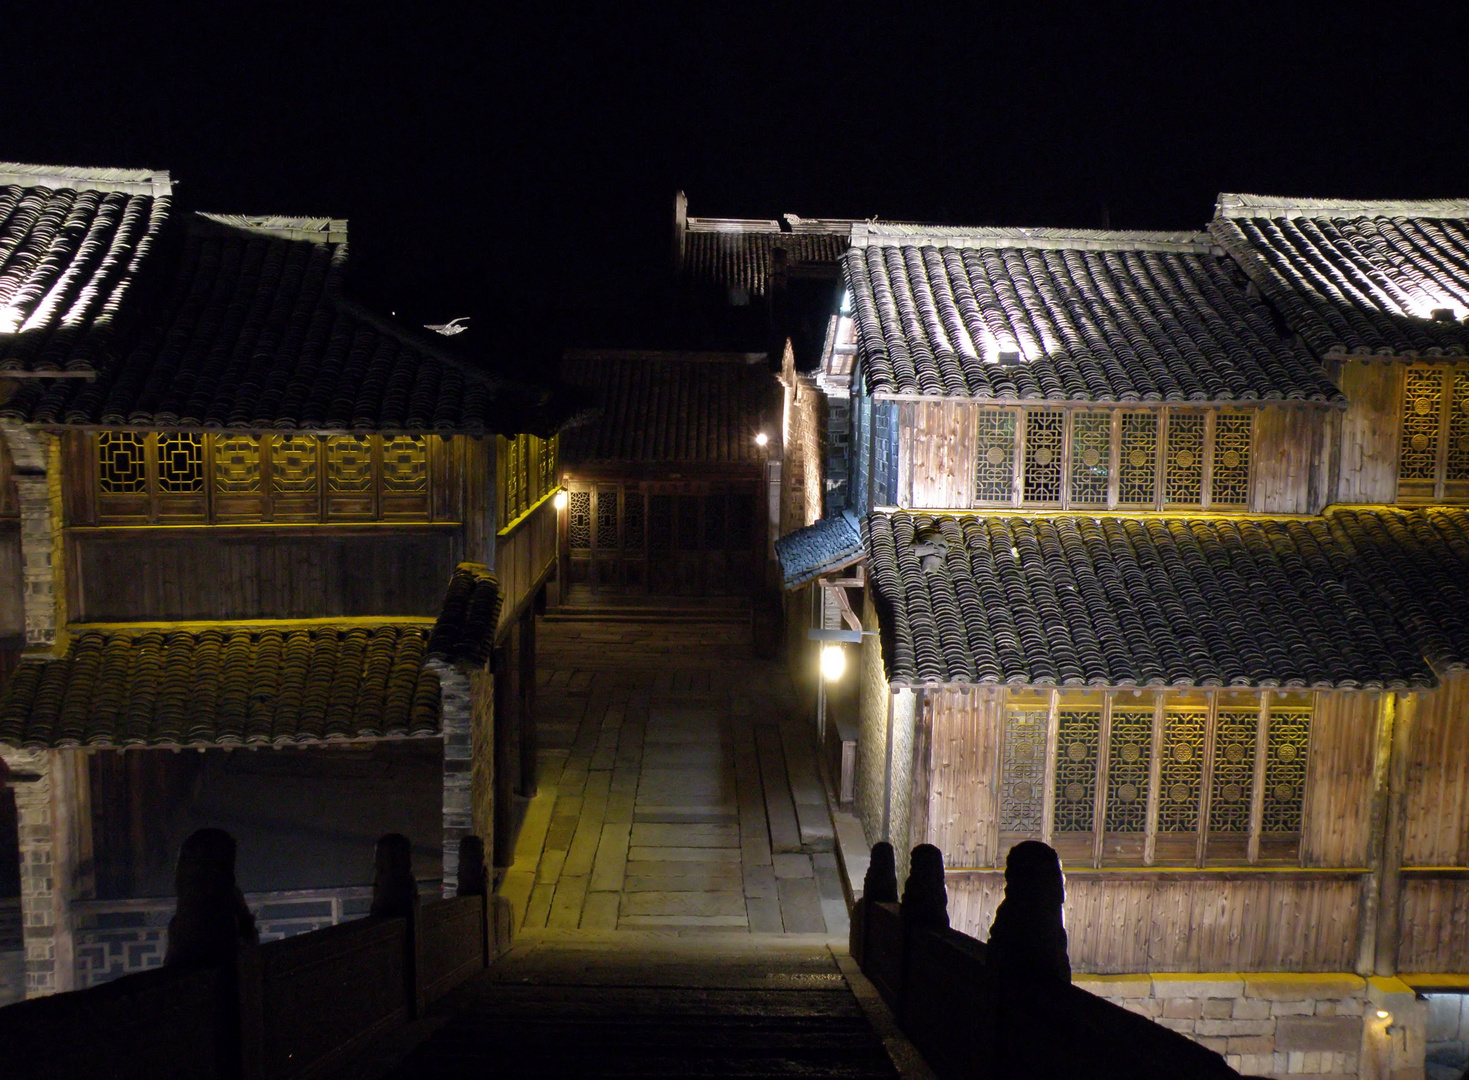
[778,207,1469,1077]
[0,163,573,1000]
[556,349,781,600]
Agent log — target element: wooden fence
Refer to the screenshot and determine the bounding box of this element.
[1,893,514,1080]
[851,898,1250,1080]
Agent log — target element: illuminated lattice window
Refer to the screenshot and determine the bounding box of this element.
[381,436,428,493]
[1104,709,1153,833]
[1400,368,1443,481]
[568,490,591,550]
[157,434,203,493]
[1448,371,1469,483]
[1069,412,1110,505]
[1158,707,1205,833]
[1117,412,1158,506]
[1023,411,1063,503]
[1263,706,1310,833]
[537,435,558,495]
[326,436,373,492]
[1209,709,1257,834]
[1211,412,1252,507]
[623,490,645,551]
[974,410,1016,503]
[270,435,319,493]
[1000,704,1047,834]
[595,486,618,550]
[648,494,673,551]
[1053,707,1100,833]
[1164,412,1205,505]
[98,432,147,494]
[214,436,262,493]
[503,436,521,519]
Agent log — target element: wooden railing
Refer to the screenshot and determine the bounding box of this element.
[1,893,514,1080]
[852,898,1249,1080]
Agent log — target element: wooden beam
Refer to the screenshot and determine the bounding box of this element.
[1375,691,1416,975]
[1247,691,1270,864]
[1355,692,1396,976]
[1040,690,1060,848]
[826,583,862,633]
[1143,692,1164,866]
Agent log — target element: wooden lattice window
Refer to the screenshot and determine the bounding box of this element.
[568,490,592,550]
[92,432,442,525]
[622,490,645,551]
[498,433,552,529]
[971,407,1255,511]
[1398,364,1469,502]
[997,689,1311,867]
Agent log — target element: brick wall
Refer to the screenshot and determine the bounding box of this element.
[824,394,851,516]
[0,745,68,998]
[431,658,474,895]
[1074,972,1426,1078]
[0,425,58,647]
[779,370,825,538]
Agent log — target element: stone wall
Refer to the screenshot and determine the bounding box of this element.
[1074,972,1426,1079]
[779,367,825,538]
[431,658,474,895]
[1425,992,1469,1080]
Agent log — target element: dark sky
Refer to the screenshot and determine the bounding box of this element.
[7,4,1468,348]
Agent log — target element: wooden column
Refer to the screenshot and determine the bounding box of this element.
[906,691,932,855]
[1355,692,1396,976]
[1374,691,1416,975]
[490,646,516,869]
[517,605,537,798]
[1247,693,1270,864]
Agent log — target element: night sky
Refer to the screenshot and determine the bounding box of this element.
[7,5,1468,352]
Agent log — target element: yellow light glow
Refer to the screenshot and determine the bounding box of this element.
[754,432,769,447]
[553,490,568,511]
[1376,1009,1391,1020]
[820,644,846,682]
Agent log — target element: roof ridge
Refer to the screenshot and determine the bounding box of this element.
[563,348,768,364]
[0,161,172,196]
[1217,192,1469,219]
[193,211,348,244]
[853,223,1215,252]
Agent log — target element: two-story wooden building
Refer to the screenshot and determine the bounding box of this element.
[778,208,1469,1077]
[0,163,574,1000]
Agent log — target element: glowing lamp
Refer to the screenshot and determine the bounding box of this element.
[754,432,769,447]
[553,490,568,511]
[1376,1009,1391,1020]
[820,644,846,682]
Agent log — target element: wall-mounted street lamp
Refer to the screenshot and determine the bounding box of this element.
[754,431,769,447]
[820,644,846,682]
[553,490,568,511]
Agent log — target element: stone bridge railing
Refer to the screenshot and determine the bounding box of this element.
[1,843,512,1080]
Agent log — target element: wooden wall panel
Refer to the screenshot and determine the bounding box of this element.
[856,592,889,843]
[496,497,557,634]
[1252,407,1324,514]
[1301,691,1379,868]
[905,400,978,509]
[1397,878,1469,972]
[1403,673,1469,867]
[947,874,1360,973]
[73,529,457,621]
[925,687,1002,868]
[1336,361,1401,505]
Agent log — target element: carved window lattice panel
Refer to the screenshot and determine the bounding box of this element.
[98,432,147,494]
[1118,411,1159,506]
[1023,411,1064,503]
[1400,368,1443,480]
[1163,412,1206,505]
[325,436,374,492]
[568,490,592,550]
[1053,707,1101,834]
[1104,709,1153,833]
[1069,412,1110,505]
[214,436,262,493]
[537,435,558,494]
[270,435,319,493]
[1263,708,1310,834]
[623,490,645,551]
[1448,371,1469,482]
[974,410,1016,503]
[595,486,619,551]
[1000,706,1047,834]
[1209,709,1258,834]
[504,436,521,519]
[381,436,428,493]
[156,434,204,494]
[648,494,674,551]
[1158,708,1205,833]
[1211,412,1252,507]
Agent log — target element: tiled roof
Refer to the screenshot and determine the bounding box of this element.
[0,169,171,372]
[559,350,780,464]
[1326,507,1469,673]
[0,624,441,749]
[681,223,849,296]
[427,563,502,666]
[774,512,863,589]
[864,511,1434,691]
[3,213,568,435]
[1211,194,1469,359]
[844,226,1343,404]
